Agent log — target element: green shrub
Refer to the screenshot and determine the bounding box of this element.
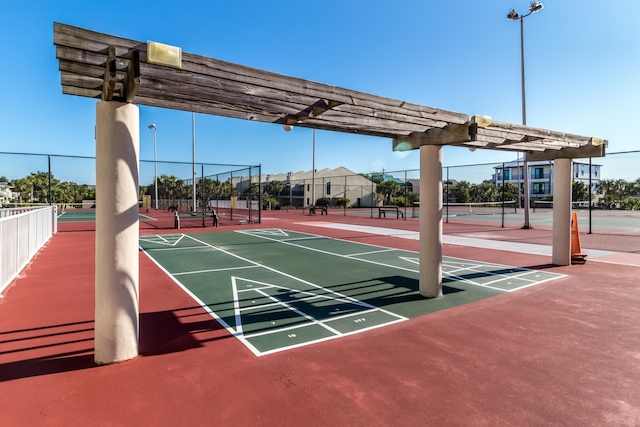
[315,198,330,207]
[336,198,350,207]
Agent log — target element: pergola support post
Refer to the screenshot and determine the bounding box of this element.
[419,144,443,298]
[552,158,572,265]
[95,101,140,364]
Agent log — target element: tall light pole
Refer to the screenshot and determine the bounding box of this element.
[148,124,158,209]
[192,112,196,211]
[508,1,543,229]
[311,128,316,208]
[282,124,317,208]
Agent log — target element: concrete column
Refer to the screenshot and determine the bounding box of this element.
[419,144,443,298]
[552,158,572,266]
[95,101,140,364]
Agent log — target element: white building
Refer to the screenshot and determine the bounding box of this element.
[493,159,602,200]
[0,181,14,206]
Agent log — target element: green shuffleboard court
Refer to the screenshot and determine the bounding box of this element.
[139,229,564,356]
[57,209,154,222]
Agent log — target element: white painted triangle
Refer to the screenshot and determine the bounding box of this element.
[243,228,289,237]
[139,234,185,247]
[399,256,419,265]
[230,276,368,336]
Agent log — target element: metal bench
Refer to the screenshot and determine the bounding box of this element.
[378,206,404,219]
[174,210,218,229]
[309,205,328,215]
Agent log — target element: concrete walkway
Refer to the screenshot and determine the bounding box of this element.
[298,221,615,258]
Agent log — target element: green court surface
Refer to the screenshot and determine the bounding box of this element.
[57,209,154,222]
[139,229,564,356]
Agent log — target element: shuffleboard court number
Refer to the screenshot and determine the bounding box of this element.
[288,334,297,338]
[354,318,366,323]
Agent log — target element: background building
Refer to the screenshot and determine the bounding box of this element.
[493,159,602,201]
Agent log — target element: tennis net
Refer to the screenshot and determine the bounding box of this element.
[445,201,517,216]
[532,201,590,212]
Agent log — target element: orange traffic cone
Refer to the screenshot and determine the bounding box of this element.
[571,211,587,264]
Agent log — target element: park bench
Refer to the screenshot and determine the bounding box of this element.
[378,206,404,219]
[174,210,218,229]
[308,205,328,215]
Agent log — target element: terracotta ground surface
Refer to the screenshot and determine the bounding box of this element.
[1,210,640,426]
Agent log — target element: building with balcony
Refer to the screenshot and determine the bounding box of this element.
[493,159,602,200]
[0,181,14,206]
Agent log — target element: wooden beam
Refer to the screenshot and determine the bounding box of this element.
[486,119,594,146]
[123,50,140,103]
[54,22,607,156]
[525,139,607,161]
[102,45,116,101]
[54,22,469,126]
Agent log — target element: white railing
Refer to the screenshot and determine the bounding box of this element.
[0,206,57,295]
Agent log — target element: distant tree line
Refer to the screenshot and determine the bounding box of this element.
[3,173,638,211]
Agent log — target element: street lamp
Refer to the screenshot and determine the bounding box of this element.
[148,123,158,210]
[508,1,543,229]
[283,125,316,209]
[311,129,316,208]
[192,112,196,212]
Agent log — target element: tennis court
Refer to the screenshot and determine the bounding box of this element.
[56,205,154,222]
[139,228,563,356]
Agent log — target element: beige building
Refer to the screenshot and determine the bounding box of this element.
[269,167,378,208]
[237,167,377,208]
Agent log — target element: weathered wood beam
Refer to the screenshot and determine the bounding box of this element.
[392,120,473,151]
[486,119,594,146]
[57,44,447,136]
[132,93,398,138]
[102,45,116,101]
[54,22,608,156]
[525,138,607,161]
[54,22,469,125]
[123,50,140,103]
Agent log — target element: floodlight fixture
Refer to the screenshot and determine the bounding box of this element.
[148,123,156,130]
[529,2,544,14]
[147,41,182,69]
[507,2,544,20]
[507,1,543,229]
[507,9,520,20]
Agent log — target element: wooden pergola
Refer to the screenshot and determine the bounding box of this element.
[53,22,607,364]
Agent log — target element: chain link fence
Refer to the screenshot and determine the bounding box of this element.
[1,150,638,242]
[0,152,261,223]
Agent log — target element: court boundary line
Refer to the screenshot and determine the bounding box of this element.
[236,228,565,292]
[141,233,408,356]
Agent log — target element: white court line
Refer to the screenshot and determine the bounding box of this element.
[173,265,260,276]
[280,236,324,242]
[508,276,568,292]
[143,245,211,252]
[139,234,186,247]
[347,248,397,257]
[257,317,408,357]
[238,281,369,307]
[252,288,343,336]
[236,229,538,292]
[179,234,408,355]
[243,308,380,339]
[296,222,613,259]
[184,234,382,311]
[236,229,419,275]
[138,246,258,355]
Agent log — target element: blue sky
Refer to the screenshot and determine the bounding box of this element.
[1,0,638,184]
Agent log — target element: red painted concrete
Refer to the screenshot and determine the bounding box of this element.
[2,212,640,425]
